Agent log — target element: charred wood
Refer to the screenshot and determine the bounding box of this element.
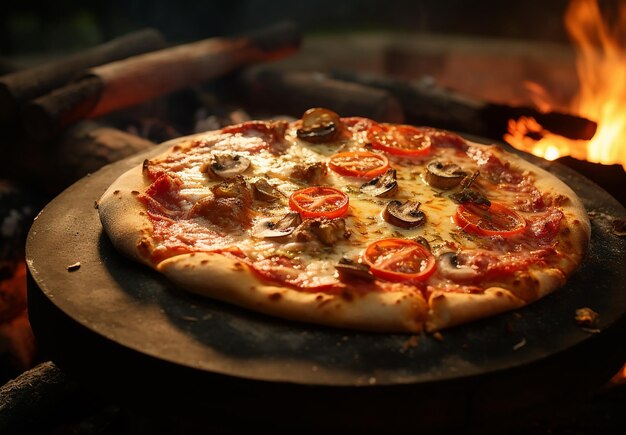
[238,68,404,123]
[22,21,301,142]
[330,70,597,141]
[0,122,155,194]
[555,156,626,207]
[51,122,156,189]
[0,29,166,125]
[0,361,97,435]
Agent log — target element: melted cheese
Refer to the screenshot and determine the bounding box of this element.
[149,126,556,289]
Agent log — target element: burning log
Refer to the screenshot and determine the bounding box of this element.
[329,70,597,141]
[23,21,302,142]
[237,68,404,123]
[0,29,166,124]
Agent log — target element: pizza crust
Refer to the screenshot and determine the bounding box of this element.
[98,164,154,267]
[424,267,568,332]
[419,147,591,331]
[157,252,428,332]
[98,135,200,265]
[97,126,591,334]
[425,287,525,332]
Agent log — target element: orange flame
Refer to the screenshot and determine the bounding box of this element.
[505,0,626,170]
[609,363,626,387]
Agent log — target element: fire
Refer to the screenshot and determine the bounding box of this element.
[609,362,626,387]
[505,0,626,170]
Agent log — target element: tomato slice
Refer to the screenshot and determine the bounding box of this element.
[367,124,433,156]
[328,151,390,178]
[289,186,349,219]
[454,202,526,237]
[362,238,436,282]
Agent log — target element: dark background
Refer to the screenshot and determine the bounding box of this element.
[0,0,584,56]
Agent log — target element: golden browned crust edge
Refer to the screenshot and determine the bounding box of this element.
[157,252,428,333]
[425,268,565,331]
[97,132,592,334]
[98,165,153,267]
[425,287,525,332]
[97,131,222,266]
[424,143,591,332]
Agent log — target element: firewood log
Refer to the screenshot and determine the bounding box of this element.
[0,29,166,124]
[0,122,155,193]
[23,21,301,142]
[330,70,597,141]
[0,361,88,434]
[237,68,404,123]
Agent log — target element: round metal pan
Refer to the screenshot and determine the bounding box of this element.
[26,138,626,432]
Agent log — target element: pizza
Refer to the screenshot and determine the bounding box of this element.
[98,108,590,333]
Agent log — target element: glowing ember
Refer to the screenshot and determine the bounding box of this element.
[505,0,626,170]
[609,363,626,387]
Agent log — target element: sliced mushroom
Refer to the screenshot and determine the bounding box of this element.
[383,200,426,228]
[425,160,467,189]
[254,212,302,239]
[296,108,343,143]
[252,178,284,202]
[449,188,491,209]
[335,258,374,282]
[437,252,480,281]
[209,154,251,179]
[360,168,398,197]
